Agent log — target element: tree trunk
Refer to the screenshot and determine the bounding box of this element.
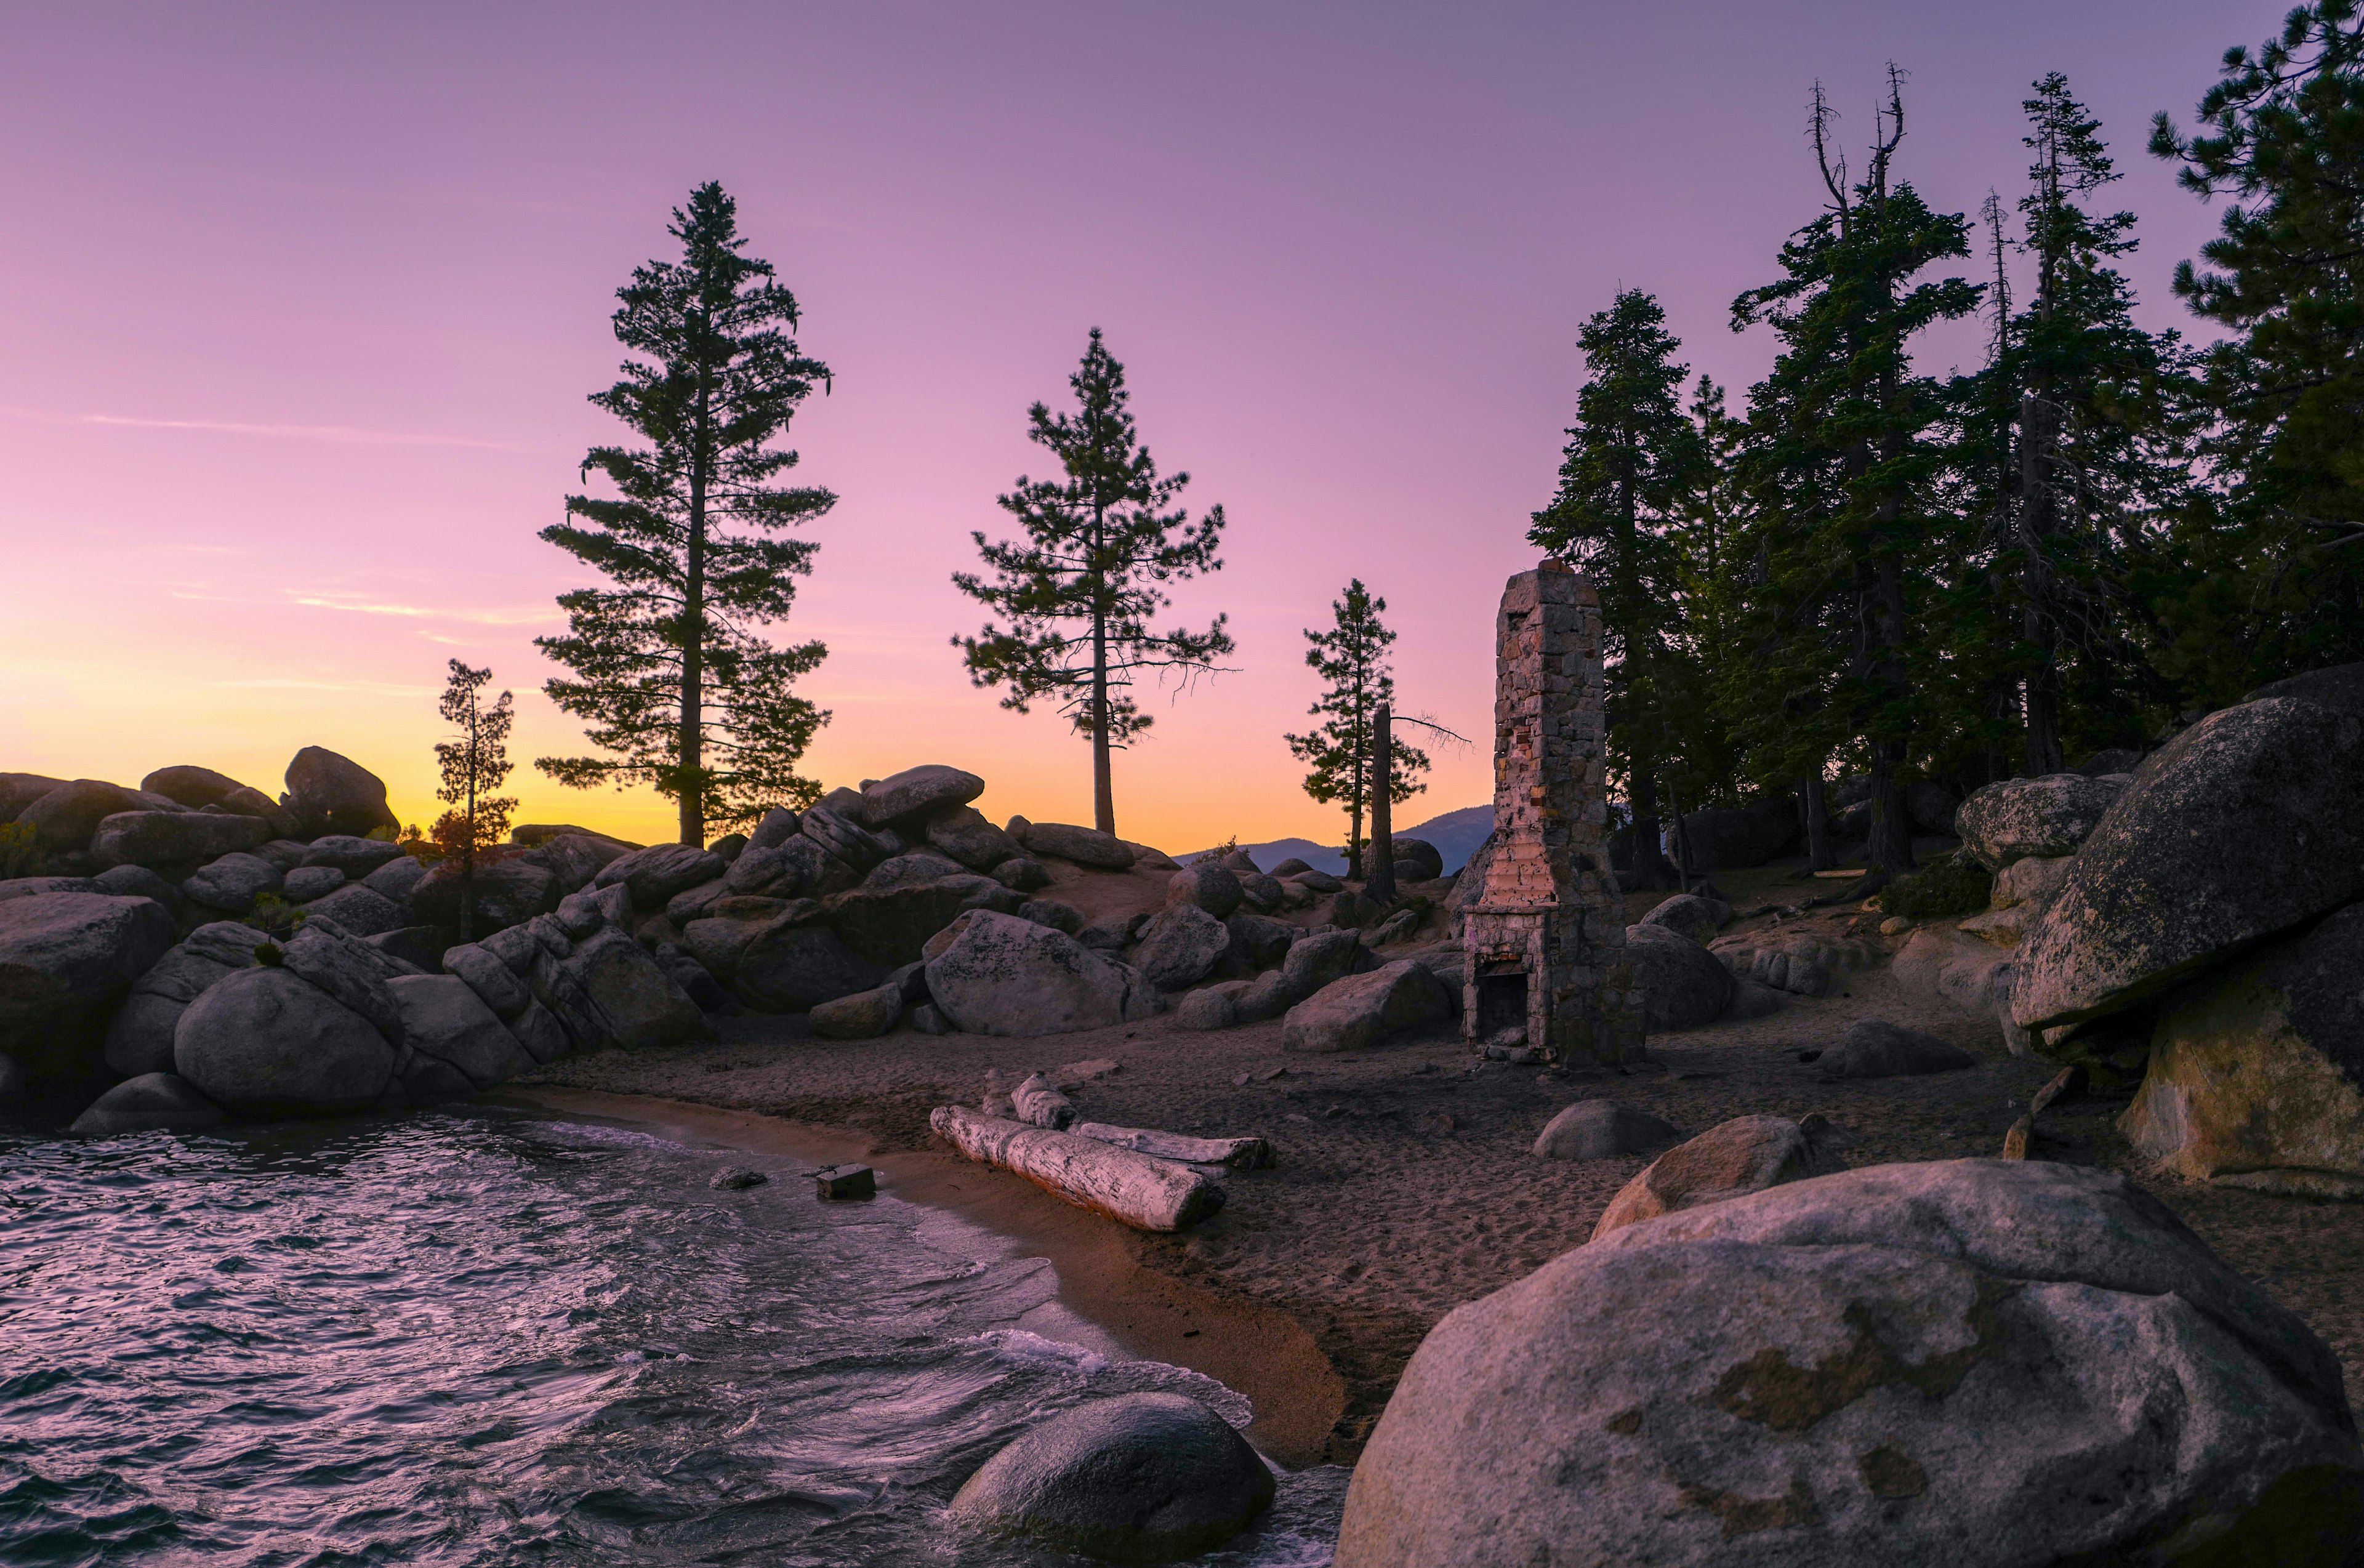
[1090,512,1114,836]
[679,376,711,848]
[1798,772,1834,872]
[1346,802,1364,882]
[1868,553,1918,875]
[930,1104,1225,1232]
[1367,703,1396,904]
[1628,771,1674,889]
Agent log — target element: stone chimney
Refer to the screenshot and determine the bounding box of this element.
[1461,561,1642,1066]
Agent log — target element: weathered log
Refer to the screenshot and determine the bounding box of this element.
[1011,1071,1078,1129]
[930,1104,1226,1231]
[1072,1121,1274,1170]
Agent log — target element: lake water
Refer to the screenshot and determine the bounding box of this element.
[0,1107,1346,1565]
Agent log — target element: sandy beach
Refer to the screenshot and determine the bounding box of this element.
[511,854,2364,1472]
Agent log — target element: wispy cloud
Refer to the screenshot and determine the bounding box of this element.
[81,413,534,452]
[284,592,551,625]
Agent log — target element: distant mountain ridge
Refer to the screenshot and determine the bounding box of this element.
[1179,803,1493,876]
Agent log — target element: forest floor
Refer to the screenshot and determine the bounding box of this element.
[515,843,2364,1469]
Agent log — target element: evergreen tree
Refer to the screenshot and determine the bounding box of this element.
[2152,2,2364,693]
[536,181,834,846]
[1529,289,1705,887]
[1285,581,1429,875]
[430,660,516,944]
[954,329,1231,835]
[1979,74,2190,770]
[1726,73,1982,874]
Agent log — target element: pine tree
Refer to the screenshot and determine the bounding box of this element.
[1726,73,1982,874]
[2152,2,2364,692]
[1529,289,1706,887]
[431,661,516,943]
[954,329,1231,835]
[1285,581,1429,875]
[1981,74,2190,770]
[536,182,834,846]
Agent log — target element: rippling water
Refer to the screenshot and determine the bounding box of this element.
[0,1109,1345,1566]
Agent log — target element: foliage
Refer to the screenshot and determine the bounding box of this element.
[2152,1,2364,692]
[953,329,1231,834]
[242,893,307,939]
[433,660,517,943]
[1881,853,1994,920]
[1285,579,1428,875]
[0,822,37,878]
[537,180,834,844]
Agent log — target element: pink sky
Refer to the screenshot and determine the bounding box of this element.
[1,2,2269,853]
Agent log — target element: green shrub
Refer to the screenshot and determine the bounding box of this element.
[0,821,38,878]
[1883,854,1993,920]
[243,892,307,938]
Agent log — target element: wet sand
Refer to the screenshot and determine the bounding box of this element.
[517,861,2364,1465]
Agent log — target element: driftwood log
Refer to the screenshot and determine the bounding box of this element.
[1072,1122,1274,1170]
[930,1104,1226,1231]
[1011,1072,1079,1130]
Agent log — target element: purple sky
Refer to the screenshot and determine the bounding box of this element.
[0,2,2274,850]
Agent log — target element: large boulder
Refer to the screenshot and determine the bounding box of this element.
[1638,891,1730,944]
[103,920,267,1077]
[277,747,398,839]
[731,920,886,1012]
[406,854,558,935]
[174,965,397,1112]
[799,806,889,873]
[1130,904,1232,990]
[2124,903,2364,1197]
[71,1071,225,1136]
[950,1393,1273,1562]
[1821,1017,1979,1079]
[443,941,532,1019]
[829,875,1018,966]
[298,883,410,938]
[1675,797,1798,870]
[2247,660,2364,717]
[592,843,727,911]
[140,765,254,809]
[860,764,985,826]
[532,927,711,1051]
[89,810,268,871]
[2013,698,2364,1031]
[388,973,533,1088]
[1338,1160,2363,1568]
[276,922,411,1045]
[281,866,346,903]
[1591,1114,1847,1240]
[1220,912,1298,976]
[0,772,68,821]
[518,831,631,896]
[1165,861,1243,919]
[1623,924,1734,1032]
[299,835,408,878]
[1023,821,1135,871]
[181,851,283,915]
[1390,837,1447,882]
[1533,1099,1681,1161]
[1955,773,2126,870]
[923,805,1020,871]
[924,911,1162,1037]
[18,779,153,853]
[1282,959,1451,1053]
[0,892,176,1080]
[859,850,968,891]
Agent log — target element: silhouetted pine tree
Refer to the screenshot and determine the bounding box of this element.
[1285,581,1428,877]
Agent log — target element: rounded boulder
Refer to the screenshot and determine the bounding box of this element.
[1623,923,1734,1032]
[174,964,396,1112]
[1533,1098,1681,1161]
[950,1392,1274,1563]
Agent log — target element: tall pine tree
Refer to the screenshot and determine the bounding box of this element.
[430,661,516,944]
[1529,289,1705,887]
[2152,1,2364,693]
[537,182,834,846]
[1727,73,1981,873]
[1285,580,1429,875]
[954,329,1231,836]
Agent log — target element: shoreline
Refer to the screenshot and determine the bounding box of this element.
[489,1085,1349,1469]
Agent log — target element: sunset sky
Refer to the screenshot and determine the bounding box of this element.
[1,2,2275,853]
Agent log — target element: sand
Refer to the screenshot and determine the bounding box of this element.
[518,857,2364,1468]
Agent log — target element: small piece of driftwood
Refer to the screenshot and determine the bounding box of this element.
[1071,1122,1274,1170]
[1011,1072,1079,1130]
[930,1104,1226,1231]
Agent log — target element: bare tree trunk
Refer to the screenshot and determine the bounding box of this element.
[1367,703,1396,904]
[1628,771,1674,889]
[1091,613,1114,835]
[1869,555,1918,875]
[678,376,710,848]
[1798,772,1834,873]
